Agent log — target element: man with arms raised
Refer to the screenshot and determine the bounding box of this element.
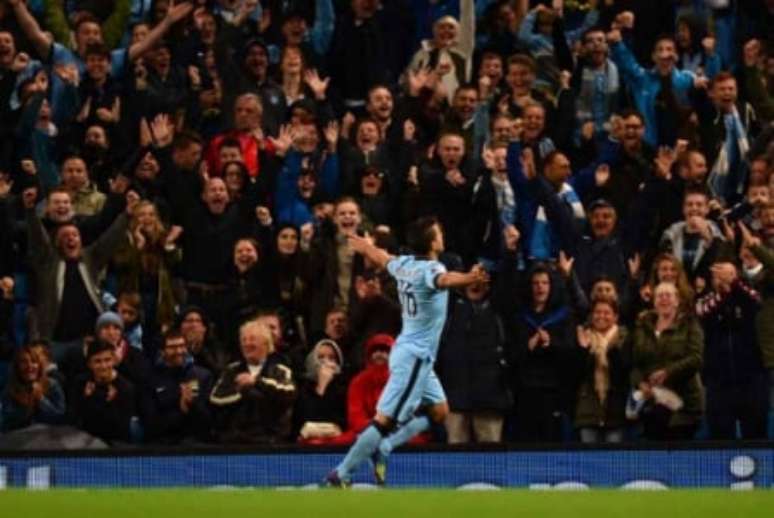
[325,216,488,486]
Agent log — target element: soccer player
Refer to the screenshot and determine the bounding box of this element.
[324,216,489,486]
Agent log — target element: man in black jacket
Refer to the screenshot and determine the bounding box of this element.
[437,278,512,443]
[209,320,296,444]
[696,261,768,439]
[68,340,139,444]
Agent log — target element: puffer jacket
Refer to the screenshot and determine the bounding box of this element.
[631,311,704,427]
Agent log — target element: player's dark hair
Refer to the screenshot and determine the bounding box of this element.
[406,216,440,256]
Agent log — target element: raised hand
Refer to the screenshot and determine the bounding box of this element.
[0,174,13,198]
[304,69,330,100]
[520,148,536,180]
[701,36,716,55]
[407,66,431,96]
[693,74,709,90]
[150,113,174,147]
[11,51,30,73]
[627,253,641,279]
[0,276,14,300]
[504,225,520,251]
[654,146,676,180]
[54,64,80,86]
[595,163,610,187]
[615,11,634,29]
[269,124,297,156]
[166,1,194,25]
[406,165,419,187]
[259,5,272,33]
[165,225,183,246]
[250,126,264,143]
[340,112,356,140]
[606,28,622,44]
[187,65,201,88]
[581,121,595,142]
[324,120,339,151]
[139,117,152,147]
[133,227,147,250]
[403,119,416,142]
[559,70,572,90]
[125,190,141,215]
[478,74,492,99]
[738,221,761,249]
[300,222,315,247]
[557,250,574,278]
[720,218,736,243]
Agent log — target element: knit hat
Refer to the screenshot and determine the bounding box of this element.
[95,311,123,333]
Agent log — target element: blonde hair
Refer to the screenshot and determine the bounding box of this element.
[434,15,460,32]
[239,320,274,354]
[130,201,166,242]
[653,281,679,300]
[647,253,694,307]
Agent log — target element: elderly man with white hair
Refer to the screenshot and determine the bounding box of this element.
[210,320,297,443]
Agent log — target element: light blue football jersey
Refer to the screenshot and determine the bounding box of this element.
[386,255,449,359]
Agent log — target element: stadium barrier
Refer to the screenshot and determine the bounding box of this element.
[0,442,772,489]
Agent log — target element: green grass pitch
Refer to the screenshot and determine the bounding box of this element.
[1,489,773,517]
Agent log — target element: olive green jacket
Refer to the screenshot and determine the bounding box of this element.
[631,312,705,427]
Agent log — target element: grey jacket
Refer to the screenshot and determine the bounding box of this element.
[26,208,128,340]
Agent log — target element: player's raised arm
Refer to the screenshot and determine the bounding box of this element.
[347,233,394,270]
[436,264,490,290]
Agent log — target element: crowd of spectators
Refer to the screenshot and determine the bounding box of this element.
[0,0,772,448]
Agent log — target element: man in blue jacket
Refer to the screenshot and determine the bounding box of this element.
[607,22,719,147]
[149,331,213,444]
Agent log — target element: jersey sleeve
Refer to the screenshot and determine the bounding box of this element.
[386,255,408,279]
[424,261,447,290]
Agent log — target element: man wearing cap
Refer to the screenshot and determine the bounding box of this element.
[560,198,632,298]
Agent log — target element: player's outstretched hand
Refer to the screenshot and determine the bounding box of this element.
[469,264,490,285]
[347,232,372,254]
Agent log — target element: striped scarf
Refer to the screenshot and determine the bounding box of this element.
[576,61,620,134]
[708,107,750,205]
